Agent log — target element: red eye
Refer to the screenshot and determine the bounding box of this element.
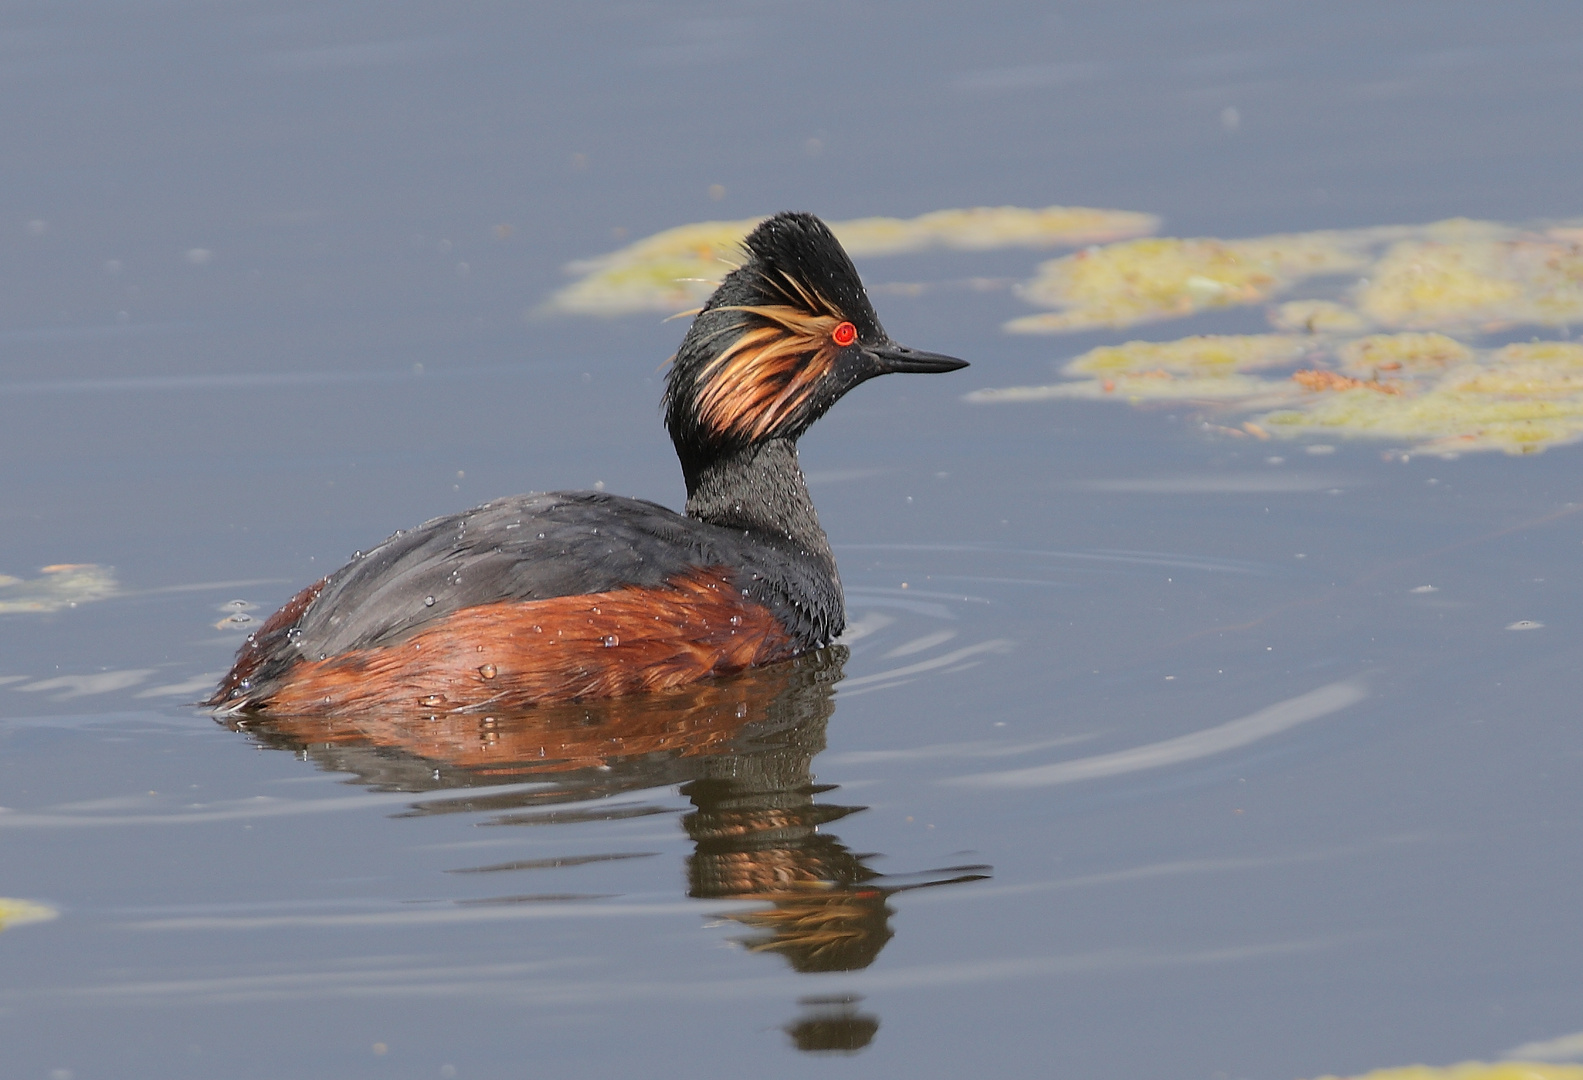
[832,321,858,347]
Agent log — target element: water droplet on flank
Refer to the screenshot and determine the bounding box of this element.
[478,664,497,679]
[424,595,436,606]
[728,615,741,626]
[602,635,620,647]
[418,694,444,707]
[537,532,546,540]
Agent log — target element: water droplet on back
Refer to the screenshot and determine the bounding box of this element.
[424,595,436,606]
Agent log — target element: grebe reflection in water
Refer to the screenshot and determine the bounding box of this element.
[227,647,988,1050]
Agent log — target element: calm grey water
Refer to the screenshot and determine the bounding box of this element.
[4,3,1583,1078]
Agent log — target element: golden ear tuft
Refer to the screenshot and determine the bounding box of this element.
[695,304,845,440]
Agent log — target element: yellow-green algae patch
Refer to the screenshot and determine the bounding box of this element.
[1068,334,1313,376]
[1336,333,1472,379]
[1006,218,1583,337]
[547,205,1160,316]
[1260,341,1583,455]
[1006,231,1383,334]
[1314,1064,1583,1080]
[0,898,58,932]
[972,333,1583,456]
[0,564,117,613]
[1271,299,1371,334]
[975,213,1583,456]
[1358,230,1583,331]
[968,335,1313,404]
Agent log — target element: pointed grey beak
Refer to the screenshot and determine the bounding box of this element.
[865,340,969,374]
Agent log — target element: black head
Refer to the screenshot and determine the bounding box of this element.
[663,212,967,483]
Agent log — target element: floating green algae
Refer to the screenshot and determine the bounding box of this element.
[1335,332,1472,379]
[971,334,1583,456]
[974,215,1583,456]
[546,205,1160,316]
[1005,218,1583,337]
[1314,1064,1583,1080]
[1271,299,1372,334]
[0,898,58,932]
[968,335,1315,405]
[1260,341,1583,455]
[1359,229,1583,331]
[0,564,117,613]
[1006,231,1382,334]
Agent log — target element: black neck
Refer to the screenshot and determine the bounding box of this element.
[683,439,835,569]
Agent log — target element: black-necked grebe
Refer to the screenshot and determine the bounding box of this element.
[209,211,967,714]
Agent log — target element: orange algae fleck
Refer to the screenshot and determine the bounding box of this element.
[1292,369,1402,395]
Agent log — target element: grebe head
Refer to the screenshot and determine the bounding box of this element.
[664,212,967,484]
